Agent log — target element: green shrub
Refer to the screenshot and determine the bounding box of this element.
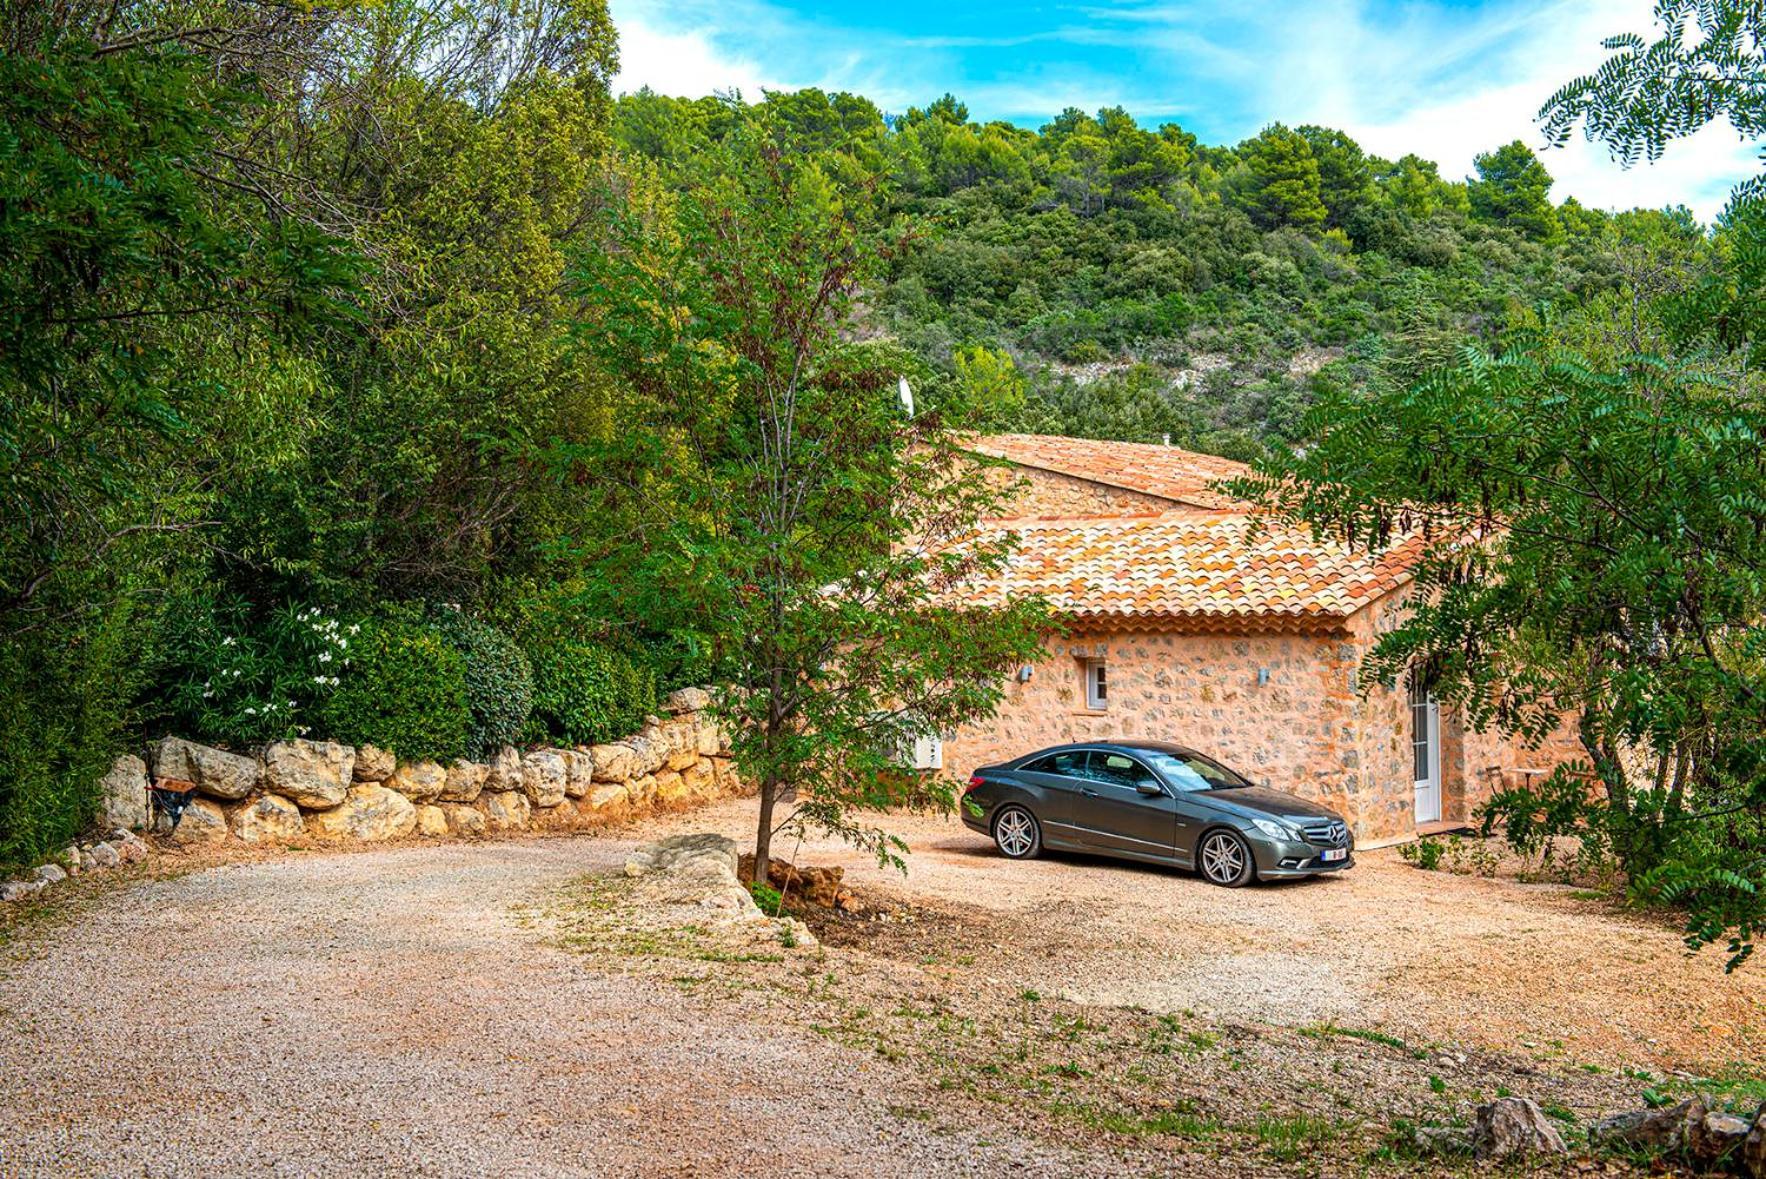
[0,602,140,868]
[158,595,353,747]
[428,608,533,758]
[324,617,469,762]
[1399,836,1444,871]
[527,640,657,746]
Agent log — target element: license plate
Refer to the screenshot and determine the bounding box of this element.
[1321,847,1347,862]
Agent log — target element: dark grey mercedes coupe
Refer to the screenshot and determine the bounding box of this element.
[960,740,1353,886]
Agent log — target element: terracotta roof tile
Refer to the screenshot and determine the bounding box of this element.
[966,433,1252,508]
[956,510,1425,629]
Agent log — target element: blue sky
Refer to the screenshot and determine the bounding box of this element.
[610,0,1760,221]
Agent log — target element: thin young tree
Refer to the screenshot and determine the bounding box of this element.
[574,115,1050,884]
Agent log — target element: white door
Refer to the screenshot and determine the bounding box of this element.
[1410,680,1441,824]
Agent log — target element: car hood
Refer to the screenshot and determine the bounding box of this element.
[1197,786,1342,822]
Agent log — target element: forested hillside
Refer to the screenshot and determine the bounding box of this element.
[614,89,1706,458]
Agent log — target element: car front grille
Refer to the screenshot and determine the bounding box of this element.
[1300,820,1349,847]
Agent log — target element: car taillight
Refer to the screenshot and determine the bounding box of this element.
[965,775,985,792]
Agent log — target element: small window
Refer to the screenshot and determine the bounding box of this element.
[1084,659,1107,710]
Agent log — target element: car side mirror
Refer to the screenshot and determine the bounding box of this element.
[1136,782,1163,797]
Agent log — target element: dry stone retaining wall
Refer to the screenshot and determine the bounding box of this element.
[4,689,746,903]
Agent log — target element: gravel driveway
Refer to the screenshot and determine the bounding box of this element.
[0,824,1106,1178]
[2,799,1760,1177]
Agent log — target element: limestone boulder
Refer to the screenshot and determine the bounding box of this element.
[437,760,487,804]
[626,774,658,807]
[439,803,487,836]
[695,719,721,757]
[3,880,43,902]
[152,737,260,801]
[305,785,417,842]
[653,769,688,804]
[484,746,522,792]
[353,744,396,782]
[585,782,629,811]
[1743,1103,1766,1179]
[414,805,449,837]
[83,841,121,869]
[563,750,594,799]
[99,755,150,830]
[33,863,67,886]
[590,743,637,783]
[1471,1098,1566,1161]
[1593,1099,1705,1154]
[1694,1110,1752,1170]
[387,760,446,802]
[623,736,663,777]
[682,758,715,799]
[263,739,354,809]
[521,749,568,808]
[231,795,305,843]
[478,790,531,831]
[164,797,230,845]
[663,686,711,714]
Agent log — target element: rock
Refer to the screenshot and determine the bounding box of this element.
[484,746,522,792]
[1743,1103,1766,1178]
[623,736,663,777]
[713,758,745,797]
[1593,1099,1706,1154]
[682,758,715,799]
[478,789,531,831]
[163,798,230,845]
[437,761,487,804]
[590,743,637,783]
[1693,1109,1751,1169]
[585,782,629,811]
[230,795,305,843]
[353,744,396,782]
[386,760,446,802]
[305,785,417,842]
[653,769,687,804]
[695,719,721,757]
[626,774,658,806]
[33,863,67,886]
[664,686,711,714]
[1471,1098,1567,1160]
[61,845,83,874]
[626,832,739,879]
[737,856,848,908]
[263,739,355,809]
[83,841,121,869]
[111,831,149,864]
[152,737,261,801]
[99,754,150,829]
[3,880,43,902]
[414,804,449,837]
[563,749,594,798]
[439,803,487,836]
[521,749,568,808]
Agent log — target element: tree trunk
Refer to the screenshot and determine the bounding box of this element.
[752,775,777,886]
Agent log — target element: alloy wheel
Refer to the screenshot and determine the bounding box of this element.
[994,806,1038,858]
[1200,831,1250,885]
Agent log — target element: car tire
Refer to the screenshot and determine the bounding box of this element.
[1198,828,1256,887]
[992,804,1042,860]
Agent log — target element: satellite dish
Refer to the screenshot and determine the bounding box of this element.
[898,376,914,418]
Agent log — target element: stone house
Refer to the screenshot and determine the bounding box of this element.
[945,434,1578,846]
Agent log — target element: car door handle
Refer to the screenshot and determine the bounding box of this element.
[1080,787,1100,797]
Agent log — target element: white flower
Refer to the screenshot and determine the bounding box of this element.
[338,638,348,650]
[221,636,235,647]
[318,651,332,663]
[202,691,213,699]
[231,668,241,677]
[297,726,310,736]
[330,676,340,686]
[349,624,360,634]
[245,707,257,715]
[313,675,327,684]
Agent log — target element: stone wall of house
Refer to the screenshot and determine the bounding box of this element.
[115,688,741,850]
[985,462,1176,519]
[941,627,1412,839]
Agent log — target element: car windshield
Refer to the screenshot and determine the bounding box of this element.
[1143,750,1251,792]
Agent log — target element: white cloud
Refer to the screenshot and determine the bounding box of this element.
[609,2,778,99]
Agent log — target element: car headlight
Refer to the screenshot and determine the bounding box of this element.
[1251,817,1304,842]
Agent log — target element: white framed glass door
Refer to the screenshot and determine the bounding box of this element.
[1410,680,1441,824]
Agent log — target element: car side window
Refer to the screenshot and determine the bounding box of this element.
[1085,752,1158,790]
[1025,751,1088,778]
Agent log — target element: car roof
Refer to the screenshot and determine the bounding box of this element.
[1017,739,1200,761]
